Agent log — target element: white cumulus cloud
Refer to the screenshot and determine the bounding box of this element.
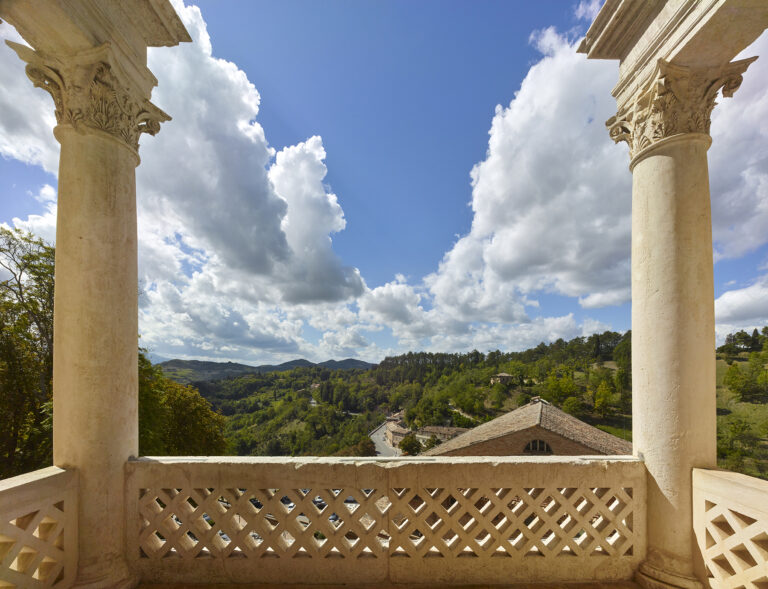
[3,4,768,362]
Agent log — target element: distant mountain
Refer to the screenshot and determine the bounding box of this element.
[158,357,376,384]
[319,359,375,370]
[158,359,259,383]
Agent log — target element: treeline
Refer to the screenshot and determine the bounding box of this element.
[0,229,225,479]
[196,326,767,479]
[718,327,768,359]
[193,368,383,456]
[3,227,766,479]
[192,329,634,457]
[716,331,768,476]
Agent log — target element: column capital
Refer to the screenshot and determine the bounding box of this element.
[6,40,170,154]
[606,57,756,164]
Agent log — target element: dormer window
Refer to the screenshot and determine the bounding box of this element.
[524,439,552,454]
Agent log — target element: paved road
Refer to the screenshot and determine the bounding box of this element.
[369,422,401,457]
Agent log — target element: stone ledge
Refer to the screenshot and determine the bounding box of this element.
[139,583,641,589]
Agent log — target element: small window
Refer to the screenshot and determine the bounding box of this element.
[524,439,552,454]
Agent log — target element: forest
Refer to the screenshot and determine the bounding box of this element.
[185,326,768,479]
[1,227,767,480]
[0,228,225,479]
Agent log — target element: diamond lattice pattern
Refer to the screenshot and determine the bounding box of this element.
[700,500,768,589]
[0,501,68,588]
[137,485,636,561]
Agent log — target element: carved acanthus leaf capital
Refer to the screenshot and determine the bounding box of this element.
[6,41,170,152]
[607,57,757,161]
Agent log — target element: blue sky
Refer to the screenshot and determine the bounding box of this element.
[1,0,768,364]
[193,0,577,286]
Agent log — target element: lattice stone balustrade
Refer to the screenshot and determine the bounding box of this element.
[0,467,77,588]
[126,456,645,586]
[693,468,768,589]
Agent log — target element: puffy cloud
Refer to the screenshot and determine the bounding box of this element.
[424,27,630,321]
[359,278,424,326]
[426,314,585,354]
[4,4,767,364]
[10,184,57,243]
[140,3,290,278]
[0,3,367,362]
[268,137,364,303]
[574,0,603,22]
[709,33,768,260]
[0,23,59,173]
[715,279,768,325]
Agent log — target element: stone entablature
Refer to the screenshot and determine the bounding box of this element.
[3,0,768,587]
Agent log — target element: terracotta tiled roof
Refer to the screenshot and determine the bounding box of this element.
[385,421,409,435]
[418,426,468,436]
[424,399,632,456]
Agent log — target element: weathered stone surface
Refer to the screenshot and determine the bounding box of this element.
[580,2,768,587]
[0,2,190,587]
[125,457,646,586]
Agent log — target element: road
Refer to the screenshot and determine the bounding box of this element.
[369,422,401,457]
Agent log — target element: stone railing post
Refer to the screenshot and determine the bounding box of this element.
[579,3,768,585]
[607,58,755,589]
[1,2,189,586]
[6,41,170,588]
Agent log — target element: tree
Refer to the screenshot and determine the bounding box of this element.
[562,396,583,417]
[0,229,55,478]
[594,381,613,417]
[398,433,422,456]
[423,434,441,450]
[724,354,768,403]
[160,377,227,455]
[0,229,228,476]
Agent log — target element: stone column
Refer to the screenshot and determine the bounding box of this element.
[607,58,755,588]
[8,42,170,588]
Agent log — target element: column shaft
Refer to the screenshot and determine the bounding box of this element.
[631,135,716,587]
[53,125,138,588]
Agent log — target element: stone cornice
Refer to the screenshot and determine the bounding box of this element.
[606,57,756,162]
[7,41,170,153]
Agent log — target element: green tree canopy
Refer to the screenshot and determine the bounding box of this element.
[0,228,227,478]
[398,433,422,456]
[0,229,55,477]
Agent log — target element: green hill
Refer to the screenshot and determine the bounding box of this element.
[159,358,375,383]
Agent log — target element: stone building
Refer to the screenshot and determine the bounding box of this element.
[415,425,468,444]
[385,417,466,448]
[384,419,410,447]
[1,1,768,588]
[490,372,514,385]
[424,398,632,457]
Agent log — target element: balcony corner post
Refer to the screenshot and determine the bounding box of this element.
[611,57,755,589]
[0,2,190,587]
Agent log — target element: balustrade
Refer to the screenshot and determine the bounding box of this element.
[0,467,77,588]
[693,468,768,588]
[125,456,645,586]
